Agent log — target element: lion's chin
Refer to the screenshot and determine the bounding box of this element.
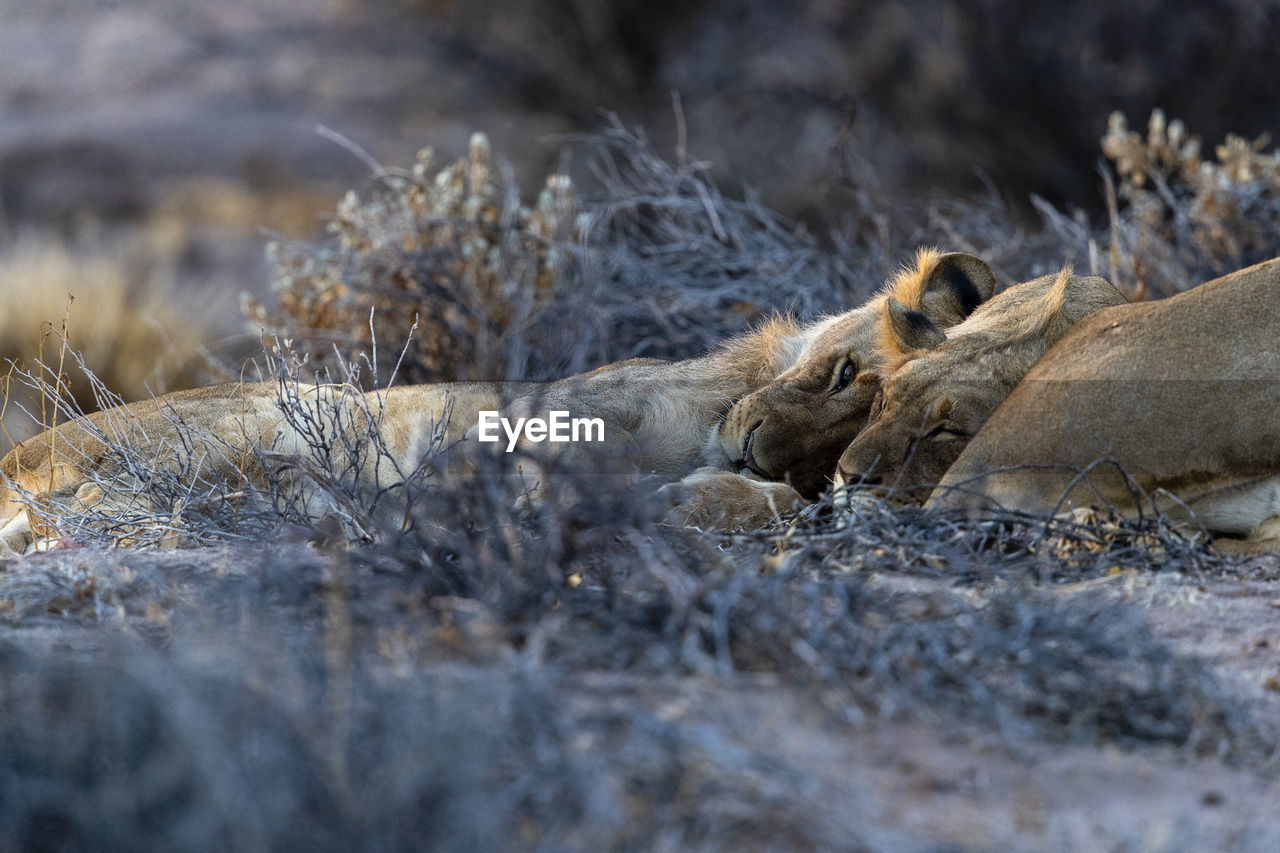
[701,427,741,473]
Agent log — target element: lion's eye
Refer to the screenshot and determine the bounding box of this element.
[830,359,857,393]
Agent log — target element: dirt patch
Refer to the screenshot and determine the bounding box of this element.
[2,534,1279,850]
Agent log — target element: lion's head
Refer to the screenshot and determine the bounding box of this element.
[708,249,997,497]
[834,268,1126,503]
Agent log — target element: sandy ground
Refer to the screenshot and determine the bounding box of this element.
[3,543,1279,850]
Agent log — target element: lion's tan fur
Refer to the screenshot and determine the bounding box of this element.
[930,257,1280,552]
[835,269,1127,502]
[706,249,998,499]
[0,380,520,552]
[0,249,1023,550]
[875,266,1074,374]
[0,299,828,554]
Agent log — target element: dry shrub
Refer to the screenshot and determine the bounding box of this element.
[577,118,859,361]
[244,133,584,384]
[1101,109,1280,298]
[243,109,1280,396]
[246,120,869,383]
[880,109,1280,302]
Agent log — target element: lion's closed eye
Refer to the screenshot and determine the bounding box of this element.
[925,424,968,441]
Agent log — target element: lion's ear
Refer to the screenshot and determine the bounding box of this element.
[885,297,946,354]
[918,252,996,328]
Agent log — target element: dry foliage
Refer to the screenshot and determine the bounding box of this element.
[244,110,1280,395]
[246,119,873,382]
[0,233,221,445]
[243,133,584,384]
[0,474,1276,849]
[1101,109,1280,298]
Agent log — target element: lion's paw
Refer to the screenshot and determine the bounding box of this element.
[657,467,803,531]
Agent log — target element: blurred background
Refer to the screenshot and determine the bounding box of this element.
[3,0,1280,440]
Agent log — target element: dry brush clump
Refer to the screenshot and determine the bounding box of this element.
[839,107,1280,303]
[1101,108,1280,298]
[246,120,874,383]
[244,132,587,385]
[573,118,862,361]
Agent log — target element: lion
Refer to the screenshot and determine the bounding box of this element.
[0,365,735,556]
[833,267,1128,504]
[0,379,518,555]
[661,249,996,529]
[0,245,993,550]
[928,257,1280,553]
[0,250,985,554]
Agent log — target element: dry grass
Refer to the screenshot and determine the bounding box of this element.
[152,177,337,239]
[0,232,222,446]
[0,479,1275,849]
[0,172,339,446]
